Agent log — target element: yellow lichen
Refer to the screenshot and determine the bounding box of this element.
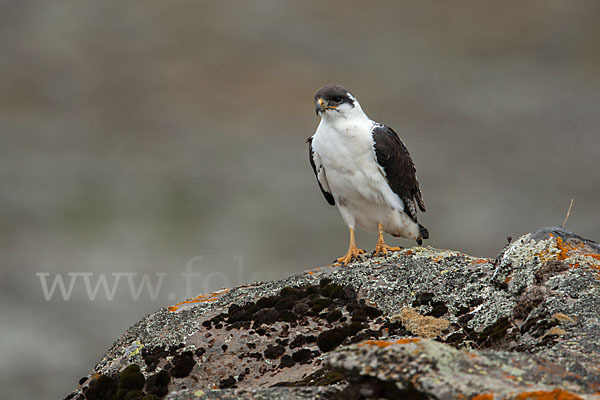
[122,340,143,357]
[392,307,450,338]
[552,313,576,324]
[541,327,567,338]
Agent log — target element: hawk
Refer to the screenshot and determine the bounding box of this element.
[308,84,429,265]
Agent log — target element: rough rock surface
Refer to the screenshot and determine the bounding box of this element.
[65,227,600,399]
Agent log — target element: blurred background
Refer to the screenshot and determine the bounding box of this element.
[1,1,599,398]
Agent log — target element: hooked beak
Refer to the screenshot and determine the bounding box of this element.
[315,98,337,115]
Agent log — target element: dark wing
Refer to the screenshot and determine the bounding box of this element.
[372,125,426,222]
[307,137,335,206]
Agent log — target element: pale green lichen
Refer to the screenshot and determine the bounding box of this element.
[500,234,557,267]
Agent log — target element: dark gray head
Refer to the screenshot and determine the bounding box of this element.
[314,84,357,115]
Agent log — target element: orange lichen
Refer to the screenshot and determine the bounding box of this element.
[168,288,230,312]
[505,276,513,283]
[533,234,580,262]
[535,235,600,277]
[358,338,421,348]
[472,393,495,400]
[512,388,583,400]
[395,338,421,344]
[553,235,571,260]
[470,258,491,265]
[549,234,583,261]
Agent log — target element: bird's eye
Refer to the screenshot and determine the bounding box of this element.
[333,96,343,103]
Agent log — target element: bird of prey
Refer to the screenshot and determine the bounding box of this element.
[308,84,429,266]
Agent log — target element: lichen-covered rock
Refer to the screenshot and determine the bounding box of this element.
[328,338,599,399]
[65,227,600,400]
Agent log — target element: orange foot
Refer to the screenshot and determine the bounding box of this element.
[334,246,366,266]
[372,223,403,257]
[372,242,403,257]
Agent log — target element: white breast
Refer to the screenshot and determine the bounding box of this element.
[312,114,409,234]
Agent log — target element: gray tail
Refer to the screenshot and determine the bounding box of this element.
[416,224,429,245]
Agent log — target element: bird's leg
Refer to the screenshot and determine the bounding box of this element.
[372,224,403,257]
[334,228,365,266]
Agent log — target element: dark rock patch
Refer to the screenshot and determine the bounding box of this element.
[289,335,306,349]
[145,370,170,397]
[291,349,314,364]
[535,260,570,284]
[194,347,205,357]
[279,355,295,369]
[412,292,435,307]
[118,364,145,391]
[425,301,448,318]
[219,376,236,389]
[141,346,169,373]
[264,345,286,359]
[334,376,423,400]
[170,351,195,378]
[317,327,352,352]
[476,317,512,348]
[82,364,167,400]
[513,286,546,319]
[83,374,118,400]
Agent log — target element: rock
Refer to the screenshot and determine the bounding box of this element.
[65,227,600,399]
[327,338,597,399]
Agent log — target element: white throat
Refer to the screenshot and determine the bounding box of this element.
[319,100,371,133]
